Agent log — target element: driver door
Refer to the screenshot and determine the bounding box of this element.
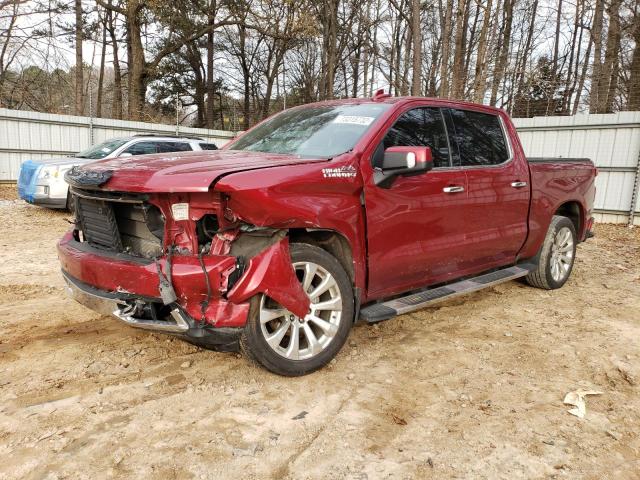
[363,106,470,299]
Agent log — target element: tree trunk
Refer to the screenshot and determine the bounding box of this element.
[74,0,83,115]
[125,0,146,120]
[589,0,604,113]
[321,0,339,99]
[514,0,538,107]
[237,24,251,130]
[472,0,493,102]
[106,5,122,119]
[96,10,107,118]
[205,1,217,128]
[451,0,468,99]
[573,33,592,114]
[490,0,513,106]
[599,0,621,113]
[410,0,422,95]
[561,0,581,113]
[439,0,453,97]
[401,26,412,95]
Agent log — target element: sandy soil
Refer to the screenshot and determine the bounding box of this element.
[1,183,639,479]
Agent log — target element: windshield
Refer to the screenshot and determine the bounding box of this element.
[228,103,390,158]
[76,138,129,159]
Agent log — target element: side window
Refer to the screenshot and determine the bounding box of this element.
[123,141,158,156]
[156,142,193,153]
[382,108,451,168]
[448,109,509,166]
[199,142,218,151]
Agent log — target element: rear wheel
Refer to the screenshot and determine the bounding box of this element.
[240,243,354,376]
[525,215,577,290]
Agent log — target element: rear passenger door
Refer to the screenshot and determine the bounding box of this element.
[445,108,530,269]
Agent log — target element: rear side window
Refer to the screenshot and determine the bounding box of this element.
[448,109,509,166]
[199,143,218,151]
[382,107,451,168]
[156,142,192,153]
[123,141,158,156]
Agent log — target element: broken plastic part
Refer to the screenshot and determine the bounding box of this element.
[155,255,177,305]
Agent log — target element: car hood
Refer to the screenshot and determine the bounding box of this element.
[72,150,327,193]
[28,156,86,168]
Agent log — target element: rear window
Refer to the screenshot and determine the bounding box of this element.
[449,109,509,166]
[123,141,193,156]
[199,143,218,151]
[157,142,192,153]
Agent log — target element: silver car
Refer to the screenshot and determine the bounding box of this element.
[17,135,218,209]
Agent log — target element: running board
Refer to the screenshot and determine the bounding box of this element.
[359,264,536,323]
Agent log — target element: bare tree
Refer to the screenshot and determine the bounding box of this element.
[75,0,84,115]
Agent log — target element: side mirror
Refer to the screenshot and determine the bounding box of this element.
[119,152,133,158]
[374,146,433,187]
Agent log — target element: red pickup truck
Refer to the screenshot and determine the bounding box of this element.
[58,94,596,376]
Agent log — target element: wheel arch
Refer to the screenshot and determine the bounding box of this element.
[288,228,355,285]
[554,200,584,238]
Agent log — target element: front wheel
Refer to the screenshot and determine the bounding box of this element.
[240,243,354,376]
[525,215,577,290]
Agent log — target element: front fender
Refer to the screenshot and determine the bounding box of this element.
[227,238,310,318]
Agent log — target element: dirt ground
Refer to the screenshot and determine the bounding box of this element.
[0,183,639,480]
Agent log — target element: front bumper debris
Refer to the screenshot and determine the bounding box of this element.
[58,231,250,327]
[63,271,189,333]
[58,230,311,330]
[63,272,242,347]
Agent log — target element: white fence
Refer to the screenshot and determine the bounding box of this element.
[513,112,640,225]
[0,108,236,181]
[1,108,639,225]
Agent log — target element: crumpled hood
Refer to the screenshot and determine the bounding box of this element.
[77,150,327,193]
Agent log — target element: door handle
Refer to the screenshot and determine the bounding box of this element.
[511,181,527,188]
[443,186,465,193]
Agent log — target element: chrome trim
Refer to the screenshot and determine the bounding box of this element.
[443,186,465,193]
[112,305,189,333]
[63,272,189,333]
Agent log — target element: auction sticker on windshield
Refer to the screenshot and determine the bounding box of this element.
[332,115,375,126]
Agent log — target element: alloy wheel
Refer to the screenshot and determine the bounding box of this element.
[259,261,343,361]
[550,226,574,282]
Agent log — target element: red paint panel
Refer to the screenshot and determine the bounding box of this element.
[519,161,596,258]
[215,155,368,296]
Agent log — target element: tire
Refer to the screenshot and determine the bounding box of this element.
[66,193,76,216]
[240,243,354,376]
[525,215,577,290]
[182,335,239,353]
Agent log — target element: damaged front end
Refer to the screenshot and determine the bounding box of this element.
[59,187,309,347]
